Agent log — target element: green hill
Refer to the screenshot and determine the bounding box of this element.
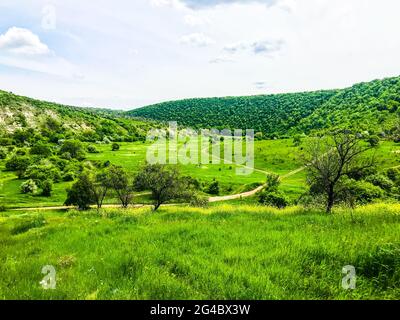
[0,90,156,143]
[127,76,400,138]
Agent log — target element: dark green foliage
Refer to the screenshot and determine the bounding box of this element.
[365,174,394,191]
[206,180,220,195]
[30,143,52,157]
[106,166,134,208]
[258,191,289,209]
[41,180,53,197]
[0,147,7,159]
[60,140,86,160]
[64,172,96,210]
[111,143,120,151]
[87,145,100,154]
[5,155,31,178]
[128,76,400,138]
[135,164,196,211]
[367,135,380,147]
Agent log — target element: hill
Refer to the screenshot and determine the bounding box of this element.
[0,90,156,143]
[127,76,400,138]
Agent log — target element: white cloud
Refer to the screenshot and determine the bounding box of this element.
[180,33,215,47]
[223,39,284,56]
[0,27,51,55]
[209,55,235,64]
[184,14,208,26]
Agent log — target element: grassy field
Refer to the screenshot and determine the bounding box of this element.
[1,139,399,209]
[0,204,399,300]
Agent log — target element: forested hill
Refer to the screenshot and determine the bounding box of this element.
[0,90,157,143]
[127,76,400,138]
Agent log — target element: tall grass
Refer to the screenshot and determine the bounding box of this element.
[0,204,399,300]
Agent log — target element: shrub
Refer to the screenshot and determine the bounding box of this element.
[111,143,120,151]
[26,162,61,183]
[87,145,100,154]
[62,171,76,182]
[258,191,289,209]
[0,147,7,160]
[365,174,394,191]
[20,179,38,194]
[207,180,220,195]
[341,179,385,204]
[386,168,400,184]
[5,155,31,178]
[41,180,53,197]
[367,135,380,147]
[60,140,86,160]
[30,144,53,157]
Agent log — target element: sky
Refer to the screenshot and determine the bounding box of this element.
[0,0,400,110]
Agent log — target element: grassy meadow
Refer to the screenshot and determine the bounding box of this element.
[0,204,399,300]
[1,139,399,208]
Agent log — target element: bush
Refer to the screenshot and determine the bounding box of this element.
[367,135,380,147]
[341,179,385,204]
[258,191,289,209]
[26,162,62,183]
[20,179,38,194]
[64,172,96,210]
[365,174,394,191]
[0,147,7,160]
[87,145,100,154]
[207,180,220,195]
[62,171,76,182]
[111,143,120,151]
[60,140,86,160]
[5,155,31,178]
[30,144,53,157]
[41,180,53,197]
[386,168,400,184]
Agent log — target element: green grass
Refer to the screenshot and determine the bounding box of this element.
[1,139,399,208]
[0,204,399,300]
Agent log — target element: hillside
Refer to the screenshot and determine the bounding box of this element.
[127,76,400,138]
[0,90,156,143]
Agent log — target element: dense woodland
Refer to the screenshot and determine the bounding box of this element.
[128,76,400,139]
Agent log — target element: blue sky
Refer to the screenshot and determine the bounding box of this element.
[1,0,400,109]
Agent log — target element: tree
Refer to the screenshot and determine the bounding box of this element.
[92,170,111,210]
[106,166,133,208]
[304,131,374,213]
[5,155,31,179]
[64,172,96,210]
[135,164,195,211]
[30,144,53,157]
[60,140,86,160]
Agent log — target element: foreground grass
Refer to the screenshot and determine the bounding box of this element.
[0,204,399,300]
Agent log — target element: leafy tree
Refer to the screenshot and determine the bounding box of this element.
[106,166,133,208]
[60,140,86,160]
[64,172,96,210]
[5,155,31,179]
[304,131,374,213]
[135,164,195,211]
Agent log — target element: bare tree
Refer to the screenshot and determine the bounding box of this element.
[304,131,374,213]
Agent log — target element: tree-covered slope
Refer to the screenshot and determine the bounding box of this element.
[127,76,400,137]
[0,90,157,143]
